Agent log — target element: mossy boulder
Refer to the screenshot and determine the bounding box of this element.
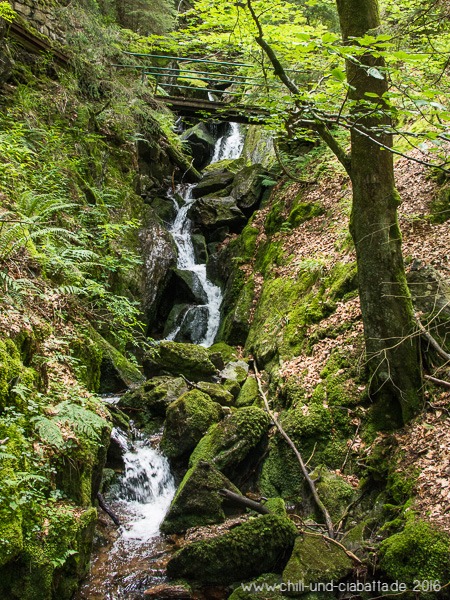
[312,467,355,522]
[236,376,260,407]
[282,535,353,593]
[181,123,216,169]
[0,505,97,600]
[192,170,235,198]
[208,342,238,364]
[161,461,241,533]
[188,196,247,233]
[429,182,450,223]
[166,514,297,584]
[195,381,235,406]
[231,164,268,211]
[189,406,270,484]
[118,376,188,423]
[143,341,217,382]
[161,390,223,461]
[229,573,284,599]
[219,273,255,346]
[379,519,450,585]
[220,360,249,385]
[88,329,144,394]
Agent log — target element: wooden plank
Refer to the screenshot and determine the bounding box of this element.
[156,95,269,123]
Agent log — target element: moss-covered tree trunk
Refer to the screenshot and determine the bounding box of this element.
[336,0,422,421]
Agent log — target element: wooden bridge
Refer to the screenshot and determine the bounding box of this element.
[117,52,282,124]
[155,95,269,124]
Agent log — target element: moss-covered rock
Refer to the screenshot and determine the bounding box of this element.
[236,376,260,407]
[143,341,217,382]
[192,170,235,198]
[188,195,246,232]
[195,381,235,406]
[282,535,353,593]
[232,164,268,211]
[312,467,356,523]
[0,338,38,411]
[166,514,297,584]
[219,273,255,346]
[0,504,97,600]
[429,182,450,223]
[208,342,238,364]
[379,519,450,585]
[220,360,249,385]
[222,378,242,400]
[161,461,241,533]
[88,329,144,393]
[229,573,284,599]
[189,406,270,484]
[118,376,188,424]
[161,390,223,461]
[287,201,324,228]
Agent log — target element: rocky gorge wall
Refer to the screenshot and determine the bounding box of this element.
[10,0,65,43]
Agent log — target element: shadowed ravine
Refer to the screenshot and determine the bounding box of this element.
[76,125,244,599]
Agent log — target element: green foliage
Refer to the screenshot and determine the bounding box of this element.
[0,2,15,22]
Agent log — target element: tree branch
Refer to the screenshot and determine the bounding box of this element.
[253,362,335,538]
[416,318,450,363]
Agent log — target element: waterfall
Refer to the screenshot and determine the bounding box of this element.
[211,122,244,163]
[165,185,223,347]
[76,427,176,599]
[164,123,243,346]
[112,427,176,542]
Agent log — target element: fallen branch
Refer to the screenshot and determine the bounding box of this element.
[218,488,271,515]
[253,362,335,539]
[97,492,121,527]
[301,529,362,565]
[416,318,450,363]
[425,374,450,390]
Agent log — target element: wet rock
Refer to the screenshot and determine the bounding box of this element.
[191,233,208,263]
[195,381,235,406]
[170,306,209,345]
[161,461,241,533]
[118,376,188,423]
[161,390,223,461]
[188,196,246,232]
[232,164,268,211]
[282,535,353,594]
[166,514,297,584]
[144,583,193,598]
[181,123,216,170]
[170,268,209,304]
[140,215,178,329]
[143,341,218,382]
[189,406,270,485]
[192,170,235,198]
[147,195,177,224]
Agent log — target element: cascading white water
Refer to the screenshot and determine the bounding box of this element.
[211,122,244,163]
[165,123,243,346]
[111,427,176,542]
[166,185,223,347]
[76,427,176,599]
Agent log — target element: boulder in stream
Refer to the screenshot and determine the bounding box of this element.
[189,406,270,486]
[231,163,268,211]
[181,123,216,170]
[192,170,235,198]
[161,390,223,462]
[118,376,188,424]
[143,341,218,381]
[161,460,241,533]
[188,196,246,232]
[166,514,297,584]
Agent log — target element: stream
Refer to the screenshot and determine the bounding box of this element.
[76,123,244,599]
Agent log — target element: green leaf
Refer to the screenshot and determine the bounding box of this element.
[331,67,346,82]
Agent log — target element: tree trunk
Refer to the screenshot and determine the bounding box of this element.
[336,0,422,422]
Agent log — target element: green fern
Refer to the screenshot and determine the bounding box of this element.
[32,416,65,449]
